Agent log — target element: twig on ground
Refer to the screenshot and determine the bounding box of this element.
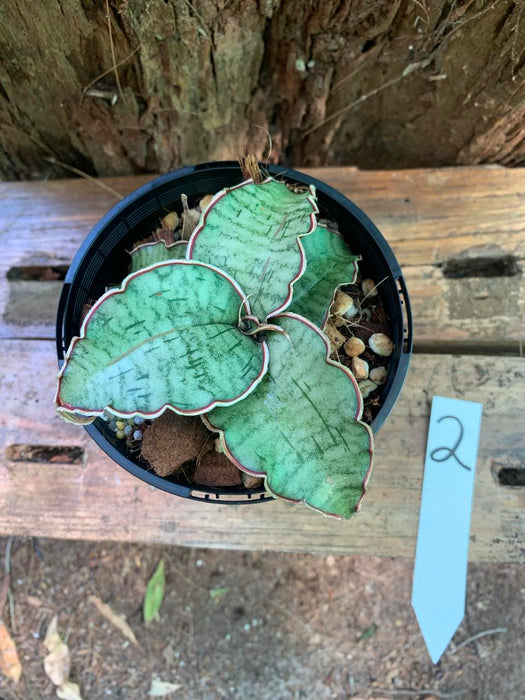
[2,537,10,576]
[449,627,508,654]
[356,685,470,698]
[4,536,15,632]
[0,572,10,613]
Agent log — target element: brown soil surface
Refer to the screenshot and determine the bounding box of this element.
[0,538,522,699]
[141,413,212,478]
[191,452,243,488]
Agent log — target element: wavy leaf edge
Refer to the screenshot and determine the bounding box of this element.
[320,228,360,330]
[203,311,374,518]
[131,239,188,256]
[290,224,361,330]
[186,177,319,320]
[55,259,270,422]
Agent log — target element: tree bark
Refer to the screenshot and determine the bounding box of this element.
[0,0,523,179]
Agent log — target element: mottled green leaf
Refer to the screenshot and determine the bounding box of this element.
[288,226,359,328]
[205,313,373,519]
[143,560,166,623]
[56,261,268,421]
[130,241,187,273]
[187,179,318,321]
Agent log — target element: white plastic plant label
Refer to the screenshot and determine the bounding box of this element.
[412,396,483,663]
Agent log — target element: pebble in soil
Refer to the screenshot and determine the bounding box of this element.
[327,272,395,424]
[369,332,394,357]
[351,357,369,380]
[370,366,387,385]
[343,336,365,357]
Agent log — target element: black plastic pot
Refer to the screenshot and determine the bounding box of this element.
[56,161,412,504]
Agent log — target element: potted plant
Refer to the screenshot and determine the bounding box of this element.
[55,160,412,517]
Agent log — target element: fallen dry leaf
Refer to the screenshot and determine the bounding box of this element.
[26,594,44,607]
[148,678,182,696]
[43,616,70,687]
[0,620,22,683]
[89,595,139,646]
[42,616,84,699]
[57,680,83,700]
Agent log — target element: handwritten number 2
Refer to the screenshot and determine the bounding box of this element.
[430,415,472,471]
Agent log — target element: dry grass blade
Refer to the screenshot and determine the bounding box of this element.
[4,537,15,634]
[43,158,124,200]
[82,45,140,98]
[182,0,209,39]
[239,154,266,183]
[302,74,407,137]
[0,573,9,612]
[88,595,139,646]
[0,123,53,156]
[247,123,273,165]
[105,0,124,98]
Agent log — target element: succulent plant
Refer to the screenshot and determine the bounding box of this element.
[55,177,374,518]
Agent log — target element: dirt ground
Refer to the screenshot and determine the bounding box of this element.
[0,537,522,700]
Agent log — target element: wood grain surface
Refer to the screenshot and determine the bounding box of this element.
[1,165,523,345]
[0,166,523,560]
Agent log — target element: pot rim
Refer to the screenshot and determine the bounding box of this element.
[56,161,412,504]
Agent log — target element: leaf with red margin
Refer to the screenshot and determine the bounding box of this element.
[55,261,268,423]
[130,240,187,273]
[287,225,360,329]
[204,313,373,519]
[187,179,318,321]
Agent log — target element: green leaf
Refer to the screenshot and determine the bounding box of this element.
[187,179,318,321]
[209,587,230,600]
[55,261,268,421]
[205,313,373,519]
[356,623,378,643]
[130,241,187,273]
[287,226,360,328]
[143,560,166,622]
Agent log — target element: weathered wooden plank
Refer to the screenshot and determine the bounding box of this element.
[0,339,522,562]
[405,265,523,345]
[1,166,523,344]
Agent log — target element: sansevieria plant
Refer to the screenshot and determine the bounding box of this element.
[55,176,373,518]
